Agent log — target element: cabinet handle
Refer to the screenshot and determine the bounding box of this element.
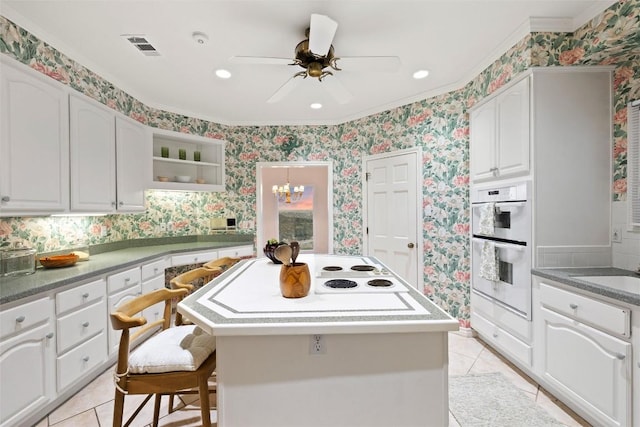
[569,303,578,309]
[82,322,90,328]
[616,354,626,360]
[111,201,116,207]
[153,268,158,273]
[125,278,130,282]
[82,356,90,362]
[82,293,89,299]
[16,316,25,323]
[46,332,54,339]
[119,201,124,206]
[194,257,199,262]
[492,333,498,338]
[0,196,9,202]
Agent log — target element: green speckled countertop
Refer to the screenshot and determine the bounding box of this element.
[532,267,640,306]
[0,235,254,305]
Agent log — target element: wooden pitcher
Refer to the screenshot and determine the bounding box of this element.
[279,262,311,298]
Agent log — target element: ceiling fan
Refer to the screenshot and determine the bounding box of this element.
[229,14,401,104]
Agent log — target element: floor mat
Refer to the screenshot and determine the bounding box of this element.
[449,373,564,426]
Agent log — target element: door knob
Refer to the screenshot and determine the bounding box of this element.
[407,243,415,249]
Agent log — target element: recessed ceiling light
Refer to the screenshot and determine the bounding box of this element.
[413,69,429,79]
[215,69,232,79]
[310,103,322,109]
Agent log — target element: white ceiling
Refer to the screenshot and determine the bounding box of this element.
[1,0,616,126]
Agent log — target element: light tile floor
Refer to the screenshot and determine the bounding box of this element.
[34,332,590,427]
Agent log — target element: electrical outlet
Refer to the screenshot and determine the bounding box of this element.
[612,227,622,243]
[309,334,325,355]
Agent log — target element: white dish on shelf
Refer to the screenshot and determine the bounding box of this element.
[175,175,192,183]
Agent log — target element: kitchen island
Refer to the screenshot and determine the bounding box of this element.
[178,254,459,427]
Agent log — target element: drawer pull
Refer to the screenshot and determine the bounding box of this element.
[82,293,89,299]
[153,268,158,273]
[616,354,626,360]
[82,322,90,328]
[82,356,90,362]
[46,332,54,339]
[492,333,498,338]
[15,315,25,323]
[194,257,198,262]
[569,303,578,309]
[125,278,130,282]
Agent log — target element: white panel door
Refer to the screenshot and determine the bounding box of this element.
[69,95,116,212]
[365,150,420,288]
[0,59,69,214]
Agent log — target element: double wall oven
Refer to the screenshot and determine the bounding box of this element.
[471,181,532,319]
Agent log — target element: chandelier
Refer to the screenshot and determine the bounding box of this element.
[272,170,304,203]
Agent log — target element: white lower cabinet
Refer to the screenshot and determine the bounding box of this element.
[0,298,56,427]
[55,278,107,392]
[471,290,532,368]
[171,249,218,267]
[107,267,142,354]
[534,278,633,427]
[218,245,254,259]
[141,258,168,326]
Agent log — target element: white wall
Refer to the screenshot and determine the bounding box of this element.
[612,201,640,271]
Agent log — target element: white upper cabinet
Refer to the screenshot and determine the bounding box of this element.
[70,94,150,213]
[470,76,530,182]
[70,95,117,212]
[0,59,70,215]
[116,117,150,212]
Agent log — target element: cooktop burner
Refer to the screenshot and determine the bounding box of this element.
[322,266,343,271]
[350,265,376,272]
[324,279,358,289]
[367,279,393,287]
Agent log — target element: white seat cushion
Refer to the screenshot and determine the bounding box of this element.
[128,325,216,374]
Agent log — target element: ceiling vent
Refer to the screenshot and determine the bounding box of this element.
[122,35,160,56]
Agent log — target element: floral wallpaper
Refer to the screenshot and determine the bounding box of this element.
[0,0,638,326]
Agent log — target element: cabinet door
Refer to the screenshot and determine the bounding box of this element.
[69,95,116,212]
[496,77,530,179]
[0,59,69,214]
[116,117,150,212]
[540,307,631,427]
[0,322,55,426]
[107,286,142,354]
[469,99,496,182]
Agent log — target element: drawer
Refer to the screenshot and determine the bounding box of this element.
[218,245,254,258]
[56,278,106,315]
[56,331,107,391]
[540,283,630,337]
[0,297,53,340]
[141,258,167,281]
[472,290,531,342]
[56,300,107,354]
[171,250,218,267]
[472,310,532,367]
[107,266,141,294]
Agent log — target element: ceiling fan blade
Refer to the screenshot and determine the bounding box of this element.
[229,56,293,65]
[322,75,352,105]
[267,76,302,104]
[309,14,338,56]
[335,56,401,73]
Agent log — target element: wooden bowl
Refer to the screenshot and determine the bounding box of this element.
[39,254,79,269]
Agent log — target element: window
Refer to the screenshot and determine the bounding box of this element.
[278,186,314,250]
[629,100,640,227]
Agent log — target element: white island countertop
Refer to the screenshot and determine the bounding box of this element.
[178,254,459,336]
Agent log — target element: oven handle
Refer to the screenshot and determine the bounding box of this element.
[495,201,526,208]
[472,238,526,251]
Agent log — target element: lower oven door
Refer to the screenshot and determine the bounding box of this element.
[471,238,532,318]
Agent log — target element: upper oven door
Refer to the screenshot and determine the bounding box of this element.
[472,201,530,243]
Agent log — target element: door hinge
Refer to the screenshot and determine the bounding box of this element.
[365,172,371,181]
[366,227,369,234]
